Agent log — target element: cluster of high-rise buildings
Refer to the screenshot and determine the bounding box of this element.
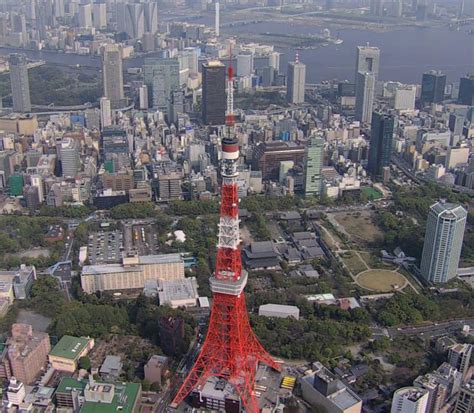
[391,343,473,413]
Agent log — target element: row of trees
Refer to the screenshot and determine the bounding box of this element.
[369,290,474,327]
[251,315,370,363]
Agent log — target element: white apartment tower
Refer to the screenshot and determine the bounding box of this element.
[391,387,429,413]
[420,202,467,283]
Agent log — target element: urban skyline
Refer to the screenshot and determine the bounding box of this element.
[0,1,472,413]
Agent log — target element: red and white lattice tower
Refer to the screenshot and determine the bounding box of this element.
[171,54,280,413]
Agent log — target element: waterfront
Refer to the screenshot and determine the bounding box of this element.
[0,20,472,85]
[225,21,474,84]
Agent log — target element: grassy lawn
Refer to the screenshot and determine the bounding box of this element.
[332,211,384,246]
[340,251,368,276]
[356,270,407,292]
[361,186,383,200]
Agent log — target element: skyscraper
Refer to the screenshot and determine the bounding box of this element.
[287,55,306,104]
[9,54,31,113]
[215,1,220,36]
[143,1,158,34]
[304,137,324,197]
[448,344,472,378]
[100,97,112,129]
[117,3,145,39]
[78,4,92,28]
[420,202,467,283]
[355,71,376,124]
[454,381,474,413]
[367,111,394,177]
[202,61,226,125]
[355,45,380,88]
[391,387,429,413]
[102,44,124,109]
[143,58,180,116]
[421,71,446,105]
[458,74,474,106]
[60,138,80,178]
[92,3,107,30]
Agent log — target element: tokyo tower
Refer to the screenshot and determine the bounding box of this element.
[171,52,280,413]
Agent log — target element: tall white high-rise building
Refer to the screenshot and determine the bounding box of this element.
[355,45,380,85]
[117,3,145,39]
[102,44,124,109]
[420,202,467,283]
[92,3,107,30]
[60,138,80,178]
[391,387,429,413]
[139,85,149,110]
[54,0,65,19]
[287,55,306,104]
[143,1,158,34]
[100,97,112,129]
[355,71,375,124]
[215,2,220,37]
[78,4,92,29]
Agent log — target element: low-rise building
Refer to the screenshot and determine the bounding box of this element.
[49,335,94,373]
[144,355,169,387]
[301,362,362,413]
[242,241,280,270]
[158,277,199,308]
[55,377,141,413]
[258,304,300,320]
[81,253,185,293]
[100,355,123,380]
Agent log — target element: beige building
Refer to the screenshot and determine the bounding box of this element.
[81,254,185,294]
[0,114,38,136]
[48,335,94,373]
[7,324,50,384]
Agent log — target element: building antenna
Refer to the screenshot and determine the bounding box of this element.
[295,51,299,64]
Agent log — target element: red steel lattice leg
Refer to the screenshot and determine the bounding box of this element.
[172,293,280,413]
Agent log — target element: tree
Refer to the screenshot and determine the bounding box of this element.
[141,379,151,391]
[79,356,91,371]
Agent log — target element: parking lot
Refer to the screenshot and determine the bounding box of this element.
[127,224,160,255]
[87,230,123,264]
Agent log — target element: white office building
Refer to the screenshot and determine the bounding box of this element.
[355,71,375,124]
[287,57,306,104]
[394,85,416,111]
[92,3,107,30]
[78,4,92,29]
[100,97,112,129]
[60,138,80,178]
